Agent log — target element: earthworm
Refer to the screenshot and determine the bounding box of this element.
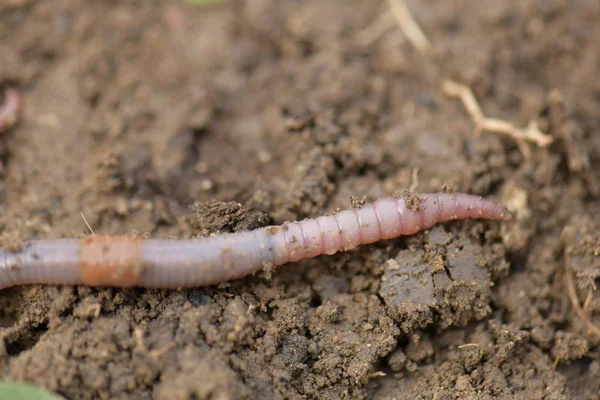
[0,87,21,134]
[0,192,510,289]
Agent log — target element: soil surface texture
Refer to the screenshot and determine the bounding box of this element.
[1,1,600,399]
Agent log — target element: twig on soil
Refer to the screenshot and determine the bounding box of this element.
[80,213,96,236]
[409,167,420,192]
[356,12,395,46]
[442,79,554,158]
[0,193,510,289]
[565,267,600,337]
[0,87,21,134]
[457,343,479,349]
[387,0,431,53]
[357,0,430,53]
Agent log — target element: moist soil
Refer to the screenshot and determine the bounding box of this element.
[1,1,600,399]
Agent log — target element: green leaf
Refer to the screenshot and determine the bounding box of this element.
[0,382,65,400]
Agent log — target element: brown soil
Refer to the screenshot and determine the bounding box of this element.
[1,0,600,399]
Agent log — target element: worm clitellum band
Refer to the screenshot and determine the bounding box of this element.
[0,87,21,134]
[0,192,510,289]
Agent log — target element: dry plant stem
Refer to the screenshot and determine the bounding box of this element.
[0,87,21,134]
[409,167,420,192]
[565,267,600,337]
[387,0,431,53]
[0,193,510,289]
[356,12,396,46]
[442,80,553,158]
[80,213,96,236]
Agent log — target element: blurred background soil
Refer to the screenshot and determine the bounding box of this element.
[1,0,599,399]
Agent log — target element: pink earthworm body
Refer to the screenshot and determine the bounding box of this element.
[0,87,21,133]
[0,192,510,289]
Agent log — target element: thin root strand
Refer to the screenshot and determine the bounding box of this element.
[442,79,553,158]
[357,0,431,53]
[565,267,600,338]
[387,0,431,53]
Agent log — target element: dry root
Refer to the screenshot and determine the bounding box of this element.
[387,0,430,53]
[357,0,430,53]
[565,267,600,338]
[356,12,396,46]
[442,79,553,158]
[409,167,420,192]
